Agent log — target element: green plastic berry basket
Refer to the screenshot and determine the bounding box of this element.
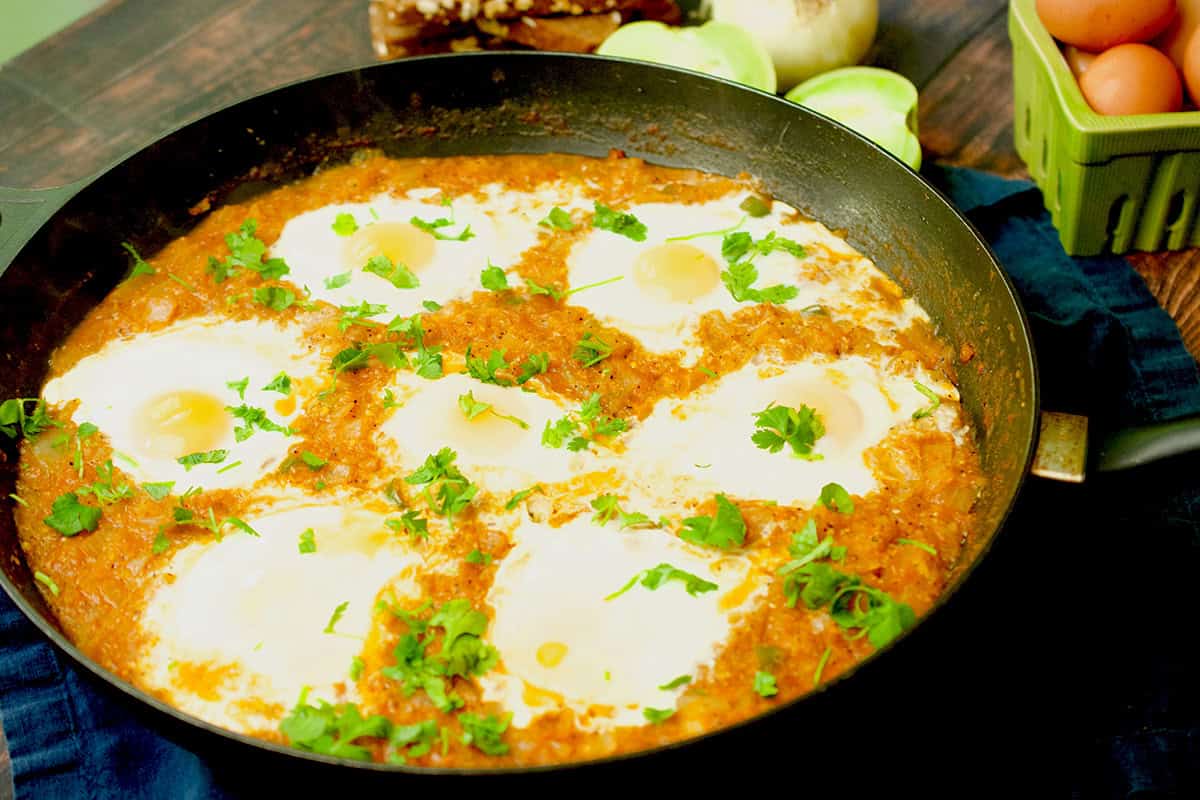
[1009,0,1200,256]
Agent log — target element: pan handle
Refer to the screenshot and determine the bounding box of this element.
[1032,410,1200,480]
[0,181,90,273]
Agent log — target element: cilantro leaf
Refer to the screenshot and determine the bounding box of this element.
[422,300,441,312]
[542,392,626,452]
[151,530,171,554]
[363,255,419,290]
[739,195,772,217]
[480,264,509,291]
[751,403,825,459]
[121,242,156,279]
[262,372,292,395]
[466,549,492,565]
[43,492,101,536]
[590,493,621,525]
[818,482,854,514]
[753,670,778,698]
[76,460,133,504]
[912,380,941,420]
[458,712,510,756]
[573,332,613,368]
[338,300,390,331]
[465,347,513,387]
[679,494,746,549]
[253,286,296,311]
[388,719,440,764]
[606,562,718,601]
[524,277,563,301]
[539,207,575,231]
[410,214,474,242]
[34,570,60,596]
[385,510,429,541]
[224,517,259,537]
[0,398,57,440]
[896,537,937,555]
[331,212,358,236]
[226,404,292,441]
[226,377,249,400]
[177,449,229,470]
[349,656,364,681]
[643,707,675,724]
[324,271,352,290]
[658,675,691,690]
[300,451,326,470]
[299,528,316,554]
[404,448,477,527]
[279,693,391,762]
[142,481,175,501]
[505,485,541,510]
[593,202,647,241]
[517,352,549,385]
[324,601,349,634]
[457,391,527,429]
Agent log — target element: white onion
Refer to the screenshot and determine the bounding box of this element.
[709,0,879,91]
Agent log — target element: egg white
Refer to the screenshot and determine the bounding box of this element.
[269,189,552,317]
[621,355,960,508]
[377,371,589,497]
[41,317,322,491]
[135,495,423,734]
[479,515,765,730]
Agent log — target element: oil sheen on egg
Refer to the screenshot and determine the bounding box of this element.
[565,197,871,357]
[480,515,765,730]
[623,355,958,507]
[378,371,585,496]
[41,317,322,491]
[136,497,422,733]
[269,190,546,316]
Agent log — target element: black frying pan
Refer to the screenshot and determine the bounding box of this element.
[0,53,1037,777]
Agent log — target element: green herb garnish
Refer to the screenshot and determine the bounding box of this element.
[539,207,575,231]
[573,332,613,368]
[912,381,941,420]
[679,494,746,549]
[364,255,419,290]
[176,449,229,471]
[751,403,824,459]
[593,202,647,241]
[753,670,778,698]
[43,492,101,536]
[818,482,854,514]
[332,213,358,236]
[605,562,718,601]
[299,528,317,554]
[263,372,292,395]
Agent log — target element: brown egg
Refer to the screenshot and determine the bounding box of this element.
[1079,43,1184,114]
[1185,32,1200,103]
[1037,0,1178,51]
[1156,0,1200,67]
[1063,45,1098,76]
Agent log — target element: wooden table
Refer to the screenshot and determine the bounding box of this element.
[0,0,1198,356]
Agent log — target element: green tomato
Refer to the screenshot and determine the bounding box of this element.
[597,21,777,94]
[785,67,921,170]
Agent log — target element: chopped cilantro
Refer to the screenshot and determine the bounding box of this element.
[896,538,937,555]
[404,448,477,527]
[590,493,657,529]
[458,391,528,429]
[324,271,352,290]
[459,712,511,756]
[177,449,229,470]
[8,493,27,507]
[573,332,613,368]
[818,482,854,514]
[262,372,292,395]
[523,277,563,301]
[752,403,825,459]
[151,530,170,555]
[564,275,625,297]
[464,347,513,387]
[143,481,174,501]
[34,570,60,597]
[338,300,390,331]
[606,562,718,601]
[422,300,442,311]
[121,242,156,279]
[300,451,326,470]
[410,213,473,242]
[226,377,249,400]
[207,220,290,283]
[480,264,509,291]
[388,313,443,379]
[388,719,440,764]
[279,692,390,762]
[718,229,805,304]
[226,404,292,441]
[363,255,419,290]
[380,599,499,713]
[76,460,133,504]
[679,494,746,549]
[349,656,364,681]
[324,601,349,634]
[299,528,316,554]
[658,675,691,690]
[466,549,492,565]
[224,517,259,537]
[912,381,941,420]
[43,492,101,536]
[539,207,575,231]
[643,707,675,724]
[0,398,57,440]
[754,670,778,698]
[593,202,647,241]
[739,195,772,217]
[504,485,542,510]
[813,646,833,686]
[253,286,296,311]
[542,392,627,452]
[517,352,550,385]
[385,510,429,541]
[331,212,358,236]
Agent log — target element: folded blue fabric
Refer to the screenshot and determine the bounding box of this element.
[2,166,1197,799]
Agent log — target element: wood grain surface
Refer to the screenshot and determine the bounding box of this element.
[0,0,1197,357]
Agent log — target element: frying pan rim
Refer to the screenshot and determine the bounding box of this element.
[0,50,1040,776]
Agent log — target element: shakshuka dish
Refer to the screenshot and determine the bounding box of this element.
[6,152,983,767]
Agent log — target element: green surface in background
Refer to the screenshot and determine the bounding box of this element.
[1,0,106,64]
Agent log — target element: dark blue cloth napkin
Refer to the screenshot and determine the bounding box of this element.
[2,166,1198,799]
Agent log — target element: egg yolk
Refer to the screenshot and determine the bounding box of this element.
[785,382,864,453]
[134,390,230,458]
[536,641,569,668]
[343,222,435,273]
[632,242,720,302]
